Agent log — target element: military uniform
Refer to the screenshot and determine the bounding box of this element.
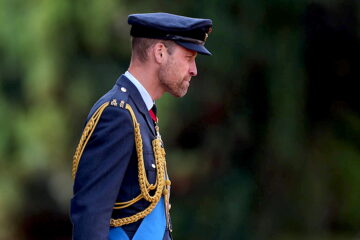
[70,12,212,240]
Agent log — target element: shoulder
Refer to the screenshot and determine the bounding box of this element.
[86,84,131,121]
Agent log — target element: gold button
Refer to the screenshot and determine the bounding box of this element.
[121,87,127,92]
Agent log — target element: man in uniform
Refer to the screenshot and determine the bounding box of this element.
[70,12,213,240]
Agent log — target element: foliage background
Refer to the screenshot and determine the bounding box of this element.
[0,0,359,239]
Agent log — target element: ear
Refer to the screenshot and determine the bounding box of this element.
[153,42,167,64]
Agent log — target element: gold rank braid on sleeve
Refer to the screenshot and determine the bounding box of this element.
[71,101,171,227]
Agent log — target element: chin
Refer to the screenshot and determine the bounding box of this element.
[178,90,188,98]
[170,90,187,98]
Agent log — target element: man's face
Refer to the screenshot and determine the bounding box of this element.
[159,44,198,97]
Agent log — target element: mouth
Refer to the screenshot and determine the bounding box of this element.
[183,80,190,88]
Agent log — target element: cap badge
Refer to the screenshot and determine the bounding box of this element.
[204,33,208,42]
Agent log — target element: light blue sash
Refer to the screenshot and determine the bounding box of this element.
[108,197,166,240]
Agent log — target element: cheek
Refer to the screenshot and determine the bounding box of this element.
[167,58,189,78]
[178,61,189,74]
[171,61,184,77]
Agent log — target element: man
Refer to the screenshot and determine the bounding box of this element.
[70,12,212,240]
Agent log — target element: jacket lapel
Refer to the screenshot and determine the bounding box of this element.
[116,75,156,136]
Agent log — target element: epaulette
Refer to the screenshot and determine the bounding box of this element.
[108,86,130,109]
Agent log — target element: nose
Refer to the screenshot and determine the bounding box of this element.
[189,60,197,77]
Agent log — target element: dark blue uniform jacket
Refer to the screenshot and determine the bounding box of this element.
[71,75,169,240]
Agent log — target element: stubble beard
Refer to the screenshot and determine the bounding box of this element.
[159,59,190,98]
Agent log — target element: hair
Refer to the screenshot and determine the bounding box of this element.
[131,37,176,62]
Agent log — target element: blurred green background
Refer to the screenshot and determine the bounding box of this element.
[0,0,359,239]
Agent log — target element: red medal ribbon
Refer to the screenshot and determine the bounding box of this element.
[149,109,157,122]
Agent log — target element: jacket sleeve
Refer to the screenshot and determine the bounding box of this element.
[70,105,134,240]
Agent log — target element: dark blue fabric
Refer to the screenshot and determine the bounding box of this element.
[175,40,212,56]
[71,75,164,240]
[128,12,212,55]
[128,13,212,32]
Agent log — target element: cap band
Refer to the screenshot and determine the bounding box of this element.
[165,34,205,45]
[130,25,207,44]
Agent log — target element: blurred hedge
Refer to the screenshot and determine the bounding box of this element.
[0,0,359,239]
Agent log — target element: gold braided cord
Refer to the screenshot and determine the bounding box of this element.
[110,202,158,227]
[113,194,143,209]
[110,104,169,227]
[72,102,110,179]
[124,104,166,202]
[71,100,170,227]
[113,183,158,210]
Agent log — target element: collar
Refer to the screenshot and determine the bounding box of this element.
[124,71,154,111]
[116,75,156,136]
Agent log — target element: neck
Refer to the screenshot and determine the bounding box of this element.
[128,60,164,100]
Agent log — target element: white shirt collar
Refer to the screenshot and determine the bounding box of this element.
[124,71,154,111]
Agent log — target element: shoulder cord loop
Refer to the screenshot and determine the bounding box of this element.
[110,104,169,227]
[72,102,109,179]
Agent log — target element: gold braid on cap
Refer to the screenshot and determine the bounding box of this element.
[71,101,171,227]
